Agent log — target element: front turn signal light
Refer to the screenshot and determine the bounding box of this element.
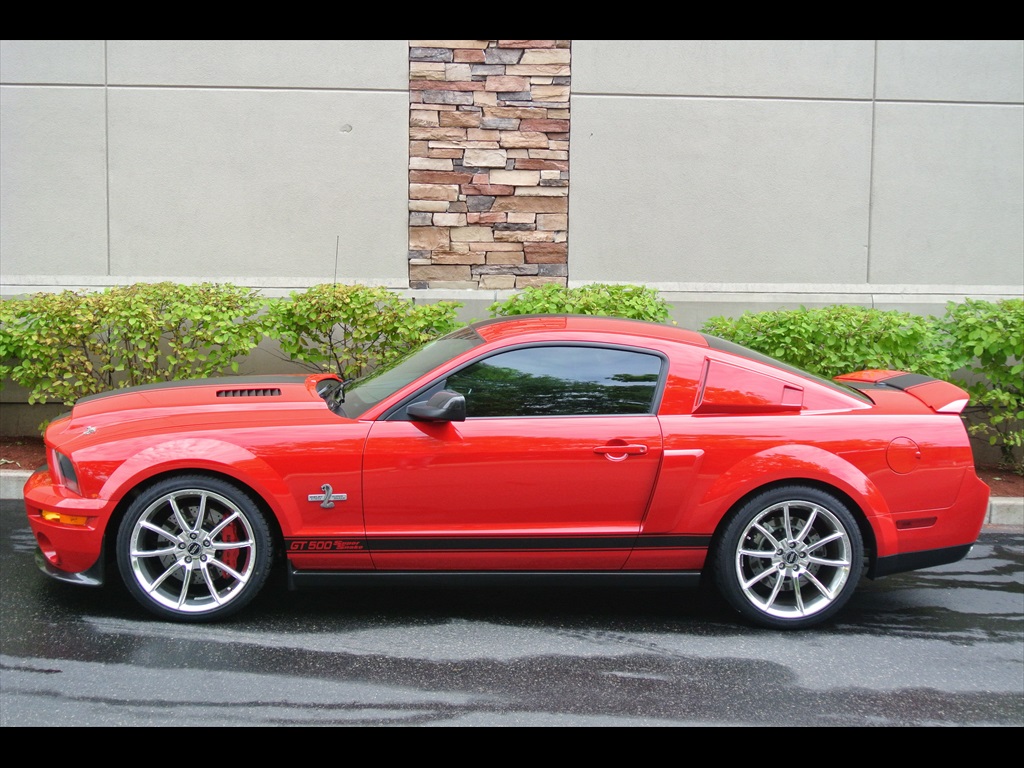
[41,510,88,526]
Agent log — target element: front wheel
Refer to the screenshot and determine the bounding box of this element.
[116,475,274,622]
[711,485,864,630]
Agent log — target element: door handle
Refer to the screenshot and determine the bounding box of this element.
[593,443,648,460]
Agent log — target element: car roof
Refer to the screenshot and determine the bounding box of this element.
[470,314,709,347]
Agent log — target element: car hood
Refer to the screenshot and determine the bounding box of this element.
[47,374,341,447]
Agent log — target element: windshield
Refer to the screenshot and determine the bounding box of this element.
[337,326,484,418]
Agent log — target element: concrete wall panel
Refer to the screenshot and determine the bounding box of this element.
[870,102,1024,286]
[572,40,875,99]
[568,95,873,284]
[0,40,105,84]
[107,40,410,89]
[106,87,410,283]
[0,86,109,274]
[876,40,1024,103]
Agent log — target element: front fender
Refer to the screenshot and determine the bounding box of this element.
[95,438,300,534]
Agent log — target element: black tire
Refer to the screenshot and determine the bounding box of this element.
[711,485,864,630]
[116,475,274,622]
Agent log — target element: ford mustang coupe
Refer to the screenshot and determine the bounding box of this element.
[23,315,990,629]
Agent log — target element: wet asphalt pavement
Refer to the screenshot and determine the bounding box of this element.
[1,499,1022,726]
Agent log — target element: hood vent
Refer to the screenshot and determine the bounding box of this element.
[216,388,282,398]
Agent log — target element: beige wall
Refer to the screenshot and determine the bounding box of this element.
[2,39,1021,322]
[1,40,411,291]
[568,40,1023,326]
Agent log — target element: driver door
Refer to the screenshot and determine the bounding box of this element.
[361,344,666,570]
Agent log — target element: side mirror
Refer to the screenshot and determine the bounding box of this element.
[407,390,466,422]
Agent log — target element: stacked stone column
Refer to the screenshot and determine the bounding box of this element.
[408,40,570,289]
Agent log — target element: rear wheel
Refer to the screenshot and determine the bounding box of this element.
[116,475,273,622]
[712,485,864,629]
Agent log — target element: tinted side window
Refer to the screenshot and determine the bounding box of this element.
[446,346,663,417]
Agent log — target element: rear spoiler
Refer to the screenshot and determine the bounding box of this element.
[834,370,970,414]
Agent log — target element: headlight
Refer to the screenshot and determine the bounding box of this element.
[55,451,82,495]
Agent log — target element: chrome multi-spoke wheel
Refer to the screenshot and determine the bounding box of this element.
[713,486,864,629]
[116,476,273,622]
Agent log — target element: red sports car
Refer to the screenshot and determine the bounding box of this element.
[22,314,990,629]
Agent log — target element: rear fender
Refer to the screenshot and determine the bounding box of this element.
[694,444,898,554]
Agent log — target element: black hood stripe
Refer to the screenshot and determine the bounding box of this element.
[75,375,307,404]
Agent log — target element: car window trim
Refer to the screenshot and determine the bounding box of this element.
[380,341,670,421]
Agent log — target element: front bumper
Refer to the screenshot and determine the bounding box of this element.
[34,546,106,586]
[23,467,115,582]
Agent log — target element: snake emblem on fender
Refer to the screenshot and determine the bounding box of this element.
[307,483,347,509]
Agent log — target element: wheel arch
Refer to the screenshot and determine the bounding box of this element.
[690,444,894,565]
[101,467,286,575]
[91,435,302,530]
[703,477,877,578]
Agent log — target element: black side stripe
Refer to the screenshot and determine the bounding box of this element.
[285,535,712,555]
[366,536,637,552]
[633,535,712,549]
[345,534,712,553]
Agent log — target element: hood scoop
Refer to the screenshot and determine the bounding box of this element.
[216,388,282,398]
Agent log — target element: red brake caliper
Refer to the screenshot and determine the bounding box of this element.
[220,519,240,570]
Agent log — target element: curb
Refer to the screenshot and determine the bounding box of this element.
[1,470,31,502]
[2,469,1021,531]
[987,496,1024,529]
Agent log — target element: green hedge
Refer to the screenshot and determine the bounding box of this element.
[489,283,672,323]
[263,284,463,380]
[941,298,1024,471]
[0,284,464,407]
[0,282,265,404]
[700,304,956,380]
